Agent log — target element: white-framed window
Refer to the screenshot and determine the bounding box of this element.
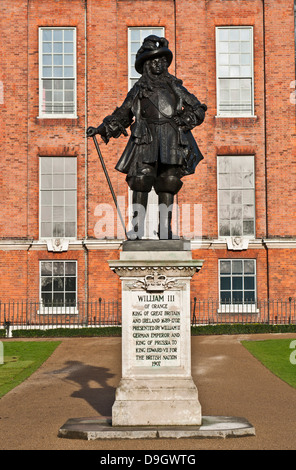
[218,155,255,238]
[216,26,254,116]
[39,27,76,118]
[40,260,77,311]
[128,27,165,90]
[219,259,257,307]
[39,156,77,239]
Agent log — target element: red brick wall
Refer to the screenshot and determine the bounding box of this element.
[0,0,296,310]
[0,1,29,238]
[264,0,296,237]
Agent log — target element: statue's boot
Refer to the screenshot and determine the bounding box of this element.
[158,192,177,240]
[127,191,148,240]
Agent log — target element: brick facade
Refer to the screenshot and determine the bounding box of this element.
[0,0,296,317]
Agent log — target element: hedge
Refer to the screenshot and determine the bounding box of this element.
[6,323,296,338]
[191,323,296,335]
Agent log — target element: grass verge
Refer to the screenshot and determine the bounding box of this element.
[0,341,61,397]
[242,338,296,389]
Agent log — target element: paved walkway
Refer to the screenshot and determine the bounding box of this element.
[0,333,295,450]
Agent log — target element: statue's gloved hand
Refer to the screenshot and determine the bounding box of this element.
[87,124,110,143]
[173,113,194,132]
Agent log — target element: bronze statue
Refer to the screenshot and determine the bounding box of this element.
[87,35,207,240]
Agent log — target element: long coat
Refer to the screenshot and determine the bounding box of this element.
[103,77,206,178]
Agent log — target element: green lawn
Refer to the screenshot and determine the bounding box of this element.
[0,341,61,398]
[242,338,296,389]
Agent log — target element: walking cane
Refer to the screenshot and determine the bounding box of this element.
[91,134,128,239]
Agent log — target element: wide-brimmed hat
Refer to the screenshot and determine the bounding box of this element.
[135,35,173,74]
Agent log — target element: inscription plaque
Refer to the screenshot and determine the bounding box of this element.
[131,292,181,368]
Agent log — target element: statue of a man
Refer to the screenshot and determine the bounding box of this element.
[87,35,207,240]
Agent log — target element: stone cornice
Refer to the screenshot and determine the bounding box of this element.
[108,259,204,278]
[1,238,296,251]
[262,239,296,249]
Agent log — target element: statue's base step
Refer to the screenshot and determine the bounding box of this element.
[122,239,191,251]
[58,415,255,440]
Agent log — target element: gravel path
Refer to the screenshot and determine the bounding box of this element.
[0,333,295,450]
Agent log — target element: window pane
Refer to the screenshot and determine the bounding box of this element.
[43,55,52,66]
[53,206,64,222]
[41,191,52,205]
[41,175,52,189]
[64,42,73,53]
[41,222,52,238]
[53,29,63,41]
[219,29,229,41]
[53,262,64,275]
[65,222,76,237]
[41,261,52,276]
[54,277,64,291]
[220,260,231,274]
[43,43,52,53]
[65,262,76,275]
[231,189,241,204]
[65,174,76,189]
[41,157,52,174]
[53,54,63,65]
[53,293,64,306]
[43,67,52,78]
[244,291,255,303]
[232,260,243,274]
[232,277,243,290]
[53,67,63,78]
[219,221,230,237]
[64,80,74,90]
[241,29,250,41]
[41,206,52,221]
[54,80,63,90]
[64,55,73,66]
[244,277,255,290]
[64,67,74,78]
[244,260,255,274]
[43,30,52,41]
[53,42,63,53]
[41,277,52,291]
[233,291,243,303]
[53,158,64,174]
[65,190,76,205]
[42,293,53,306]
[52,175,64,189]
[65,292,76,306]
[65,277,76,291]
[65,206,76,221]
[52,191,64,205]
[229,29,240,41]
[221,291,231,303]
[64,30,73,42]
[221,277,231,290]
[53,222,64,237]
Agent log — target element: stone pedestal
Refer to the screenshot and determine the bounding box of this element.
[108,240,203,427]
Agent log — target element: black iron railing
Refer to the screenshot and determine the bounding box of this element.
[1,298,295,335]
